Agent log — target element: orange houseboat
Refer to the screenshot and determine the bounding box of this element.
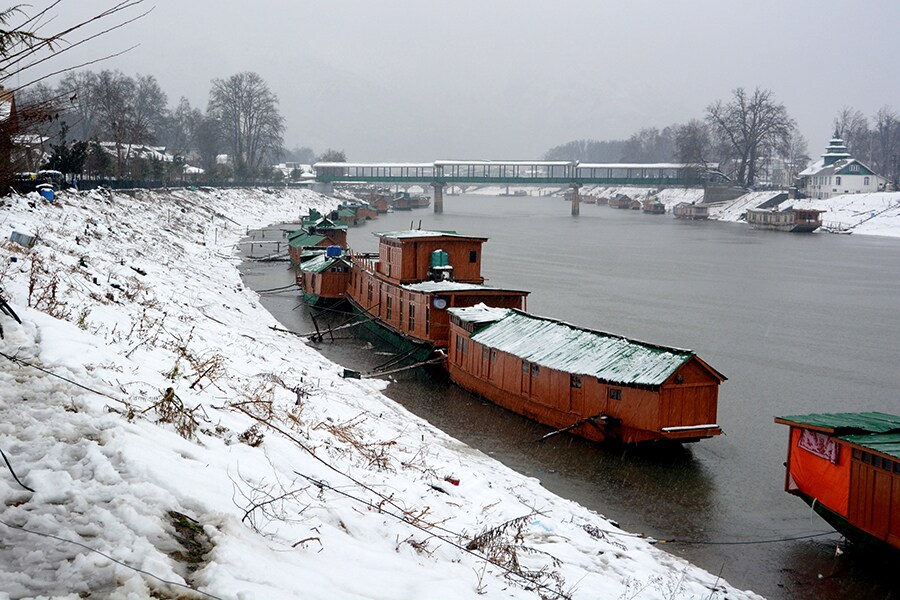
[447,305,726,444]
[775,412,900,551]
[345,230,529,359]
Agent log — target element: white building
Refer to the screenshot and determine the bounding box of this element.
[799,132,886,199]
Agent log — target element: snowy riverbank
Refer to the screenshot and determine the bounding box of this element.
[0,187,762,599]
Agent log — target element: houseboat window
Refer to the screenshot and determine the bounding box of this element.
[469,250,478,263]
[491,350,497,362]
[522,361,530,374]
[853,449,862,460]
[408,304,415,330]
[531,364,540,377]
[400,299,405,328]
[386,295,393,319]
[609,388,622,401]
[835,176,841,185]
[367,283,373,304]
[462,338,468,354]
[570,375,582,388]
[482,347,489,361]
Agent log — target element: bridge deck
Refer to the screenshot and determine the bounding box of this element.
[314,160,713,186]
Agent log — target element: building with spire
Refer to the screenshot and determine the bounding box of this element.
[798,131,885,199]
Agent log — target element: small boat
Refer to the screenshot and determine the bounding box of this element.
[609,195,632,209]
[298,247,351,308]
[642,200,666,214]
[746,207,824,232]
[673,202,709,220]
[775,412,900,551]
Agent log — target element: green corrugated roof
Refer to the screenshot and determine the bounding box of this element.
[466,309,702,386]
[288,232,326,248]
[776,412,900,434]
[838,432,900,460]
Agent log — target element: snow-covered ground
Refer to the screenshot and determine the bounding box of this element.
[707,190,900,238]
[0,187,763,599]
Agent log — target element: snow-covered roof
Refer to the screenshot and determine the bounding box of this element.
[576,163,718,170]
[456,309,710,386]
[401,281,510,293]
[375,229,485,241]
[448,303,512,324]
[0,99,11,122]
[315,162,434,169]
[434,160,573,167]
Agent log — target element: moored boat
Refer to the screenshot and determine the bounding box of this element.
[673,202,709,220]
[344,230,529,360]
[746,207,824,232]
[447,305,726,445]
[774,412,900,551]
[642,200,666,214]
[298,247,352,308]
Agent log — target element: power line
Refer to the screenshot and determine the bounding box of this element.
[0,519,226,600]
[0,351,123,403]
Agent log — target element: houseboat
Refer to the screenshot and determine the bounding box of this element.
[345,230,529,360]
[609,195,632,209]
[447,305,726,445]
[745,207,824,232]
[287,215,348,272]
[673,202,709,220]
[774,412,900,551]
[643,200,666,214]
[298,247,352,308]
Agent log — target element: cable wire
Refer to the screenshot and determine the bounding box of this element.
[0,519,226,600]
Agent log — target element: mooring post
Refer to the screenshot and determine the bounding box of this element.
[570,183,581,216]
[433,182,444,214]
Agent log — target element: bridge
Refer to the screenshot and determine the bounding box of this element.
[313,160,715,215]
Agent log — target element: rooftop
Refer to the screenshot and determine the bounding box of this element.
[451,308,718,387]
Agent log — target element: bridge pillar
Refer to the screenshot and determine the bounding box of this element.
[570,183,581,216]
[433,182,444,214]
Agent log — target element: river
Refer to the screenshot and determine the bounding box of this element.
[239,193,900,600]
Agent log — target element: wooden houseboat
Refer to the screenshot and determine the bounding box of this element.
[447,305,726,445]
[775,412,900,551]
[673,202,709,220]
[642,200,666,214]
[629,199,642,210]
[746,207,824,232]
[298,248,352,308]
[388,193,431,210]
[609,195,632,209]
[345,230,529,360]
[287,217,348,271]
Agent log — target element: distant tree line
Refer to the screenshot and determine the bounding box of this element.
[545,87,900,189]
[14,69,345,183]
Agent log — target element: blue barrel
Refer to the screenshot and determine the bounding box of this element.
[39,188,55,201]
[326,245,342,257]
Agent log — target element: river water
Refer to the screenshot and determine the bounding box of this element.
[239,194,900,600]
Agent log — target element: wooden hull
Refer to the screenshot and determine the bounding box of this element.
[447,361,716,445]
[345,295,437,362]
[793,489,900,553]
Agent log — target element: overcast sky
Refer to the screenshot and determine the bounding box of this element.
[28,0,900,161]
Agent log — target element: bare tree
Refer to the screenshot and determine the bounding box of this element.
[130,74,168,144]
[207,72,284,179]
[706,87,795,187]
[783,130,810,187]
[58,70,100,140]
[317,149,347,162]
[872,106,899,184]
[833,106,870,160]
[0,2,148,190]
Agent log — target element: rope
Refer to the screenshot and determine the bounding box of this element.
[0,351,123,403]
[0,520,226,600]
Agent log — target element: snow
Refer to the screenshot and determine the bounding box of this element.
[0,186,763,599]
[708,190,900,237]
